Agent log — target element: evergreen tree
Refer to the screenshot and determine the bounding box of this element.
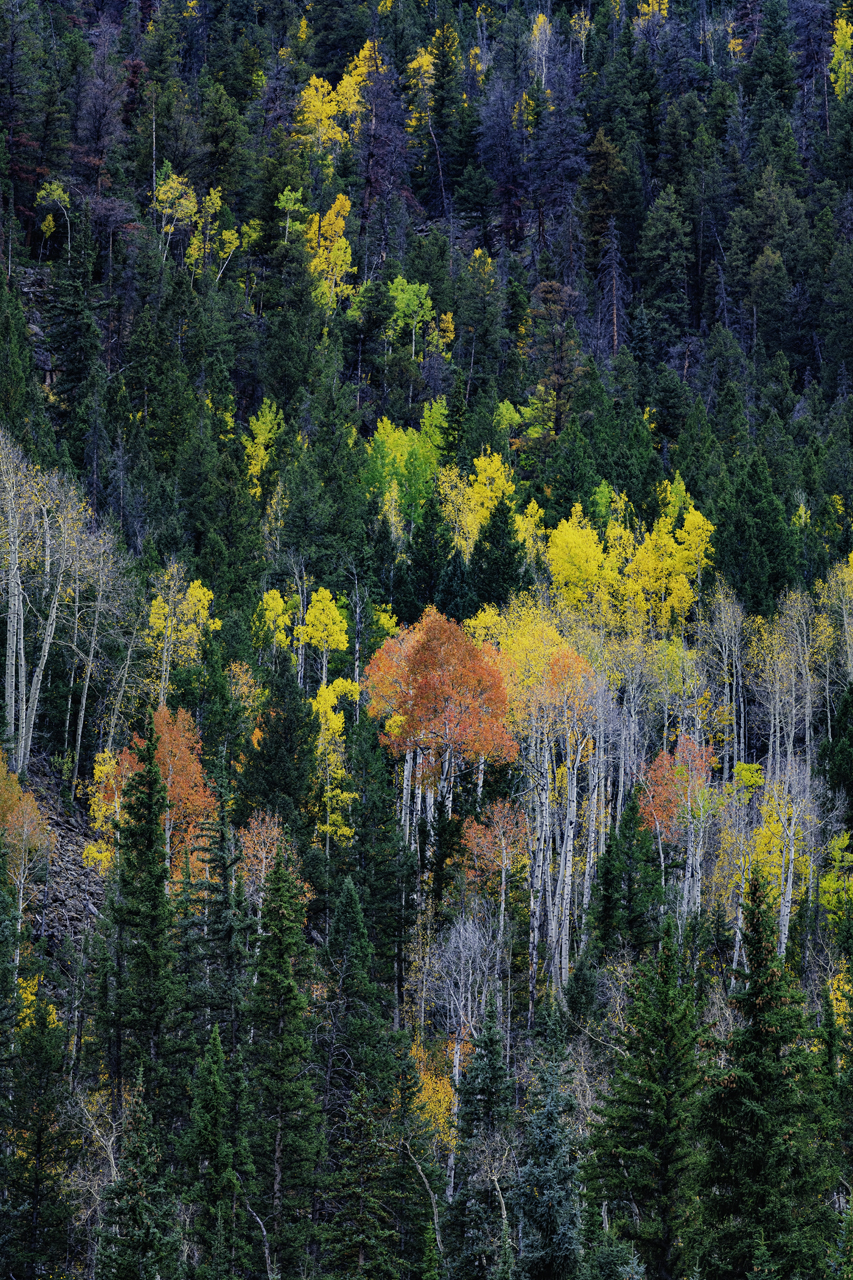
[588,918,700,1280]
[698,873,837,1279]
[447,992,513,1276]
[513,1064,583,1279]
[3,977,74,1277]
[324,1075,401,1279]
[97,712,182,1130]
[592,789,663,958]
[95,1086,181,1280]
[236,661,316,838]
[181,1024,253,1280]
[249,846,320,1276]
[468,495,526,612]
[319,875,396,1118]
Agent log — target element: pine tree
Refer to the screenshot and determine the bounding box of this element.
[468,496,527,612]
[249,845,320,1276]
[592,790,663,959]
[698,873,837,1279]
[588,918,700,1280]
[236,661,316,839]
[97,712,182,1131]
[320,875,396,1117]
[181,1024,253,1280]
[3,974,74,1275]
[324,1075,401,1279]
[447,992,514,1275]
[95,1086,181,1280]
[513,1064,583,1279]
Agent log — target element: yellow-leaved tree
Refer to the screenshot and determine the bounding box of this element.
[439,449,515,562]
[252,588,294,669]
[312,677,360,858]
[297,587,349,684]
[304,194,356,313]
[146,563,222,704]
[242,398,284,499]
[830,18,853,99]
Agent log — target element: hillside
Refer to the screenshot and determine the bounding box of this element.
[3,0,853,1276]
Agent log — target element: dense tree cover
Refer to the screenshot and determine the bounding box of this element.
[6,0,853,1274]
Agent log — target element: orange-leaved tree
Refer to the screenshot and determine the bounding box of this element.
[462,799,528,962]
[84,705,216,882]
[0,753,53,982]
[364,607,517,821]
[639,735,717,926]
[239,808,311,913]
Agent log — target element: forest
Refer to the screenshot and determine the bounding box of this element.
[4,0,853,1272]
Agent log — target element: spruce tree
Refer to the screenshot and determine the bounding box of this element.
[236,661,315,839]
[3,978,74,1276]
[95,1086,181,1280]
[181,1024,253,1280]
[447,992,514,1275]
[592,789,663,959]
[97,712,182,1131]
[249,845,320,1276]
[320,875,396,1115]
[698,873,836,1279]
[324,1075,401,1279]
[588,918,700,1280]
[468,496,526,612]
[513,1064,583,1279]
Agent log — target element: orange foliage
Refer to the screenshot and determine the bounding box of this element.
[639,735,715,843]
[116,706,216,881]
[364,607,517,781]
[239,808,312,910]
[462,799,528,891]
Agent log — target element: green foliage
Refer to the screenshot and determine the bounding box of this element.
[698,874,837,1279]
[588,918,700,1279]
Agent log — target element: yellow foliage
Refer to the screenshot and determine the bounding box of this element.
[294,41,385,154]
[152,171,197,241]
[297,588,349,681]
[18,976,59,1029]
[146,568,222,703]
[411,1037,456,1150]
[82,750,126,871]
[515,499,548,572]
[242,398,284,499]
[252,588,293,652]
[821,832,853,930]
[831,18,853,99]
[636,0,667,20]
[312,678,360,846]
[304,193,356,311]
[751,788,811,911]
[547,504,606,610]
[438,449,515,562]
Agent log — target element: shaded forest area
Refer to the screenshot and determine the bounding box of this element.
[6,0,853,1274]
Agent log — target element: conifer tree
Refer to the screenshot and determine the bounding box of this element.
[182,1024,253,1280]
[3,976,74,1276]
[468,495,526,612]
[698,873,836,1279]
[588,918,700,1280]
[447,992,513,1275]
[249,845,320,1276]
[592,790,662,958]
[513,1063,583,1279]
[98,712,182,1130]
[95,1086,181,1280]
[324,1075,400,1279]
[320,875,396,1117]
